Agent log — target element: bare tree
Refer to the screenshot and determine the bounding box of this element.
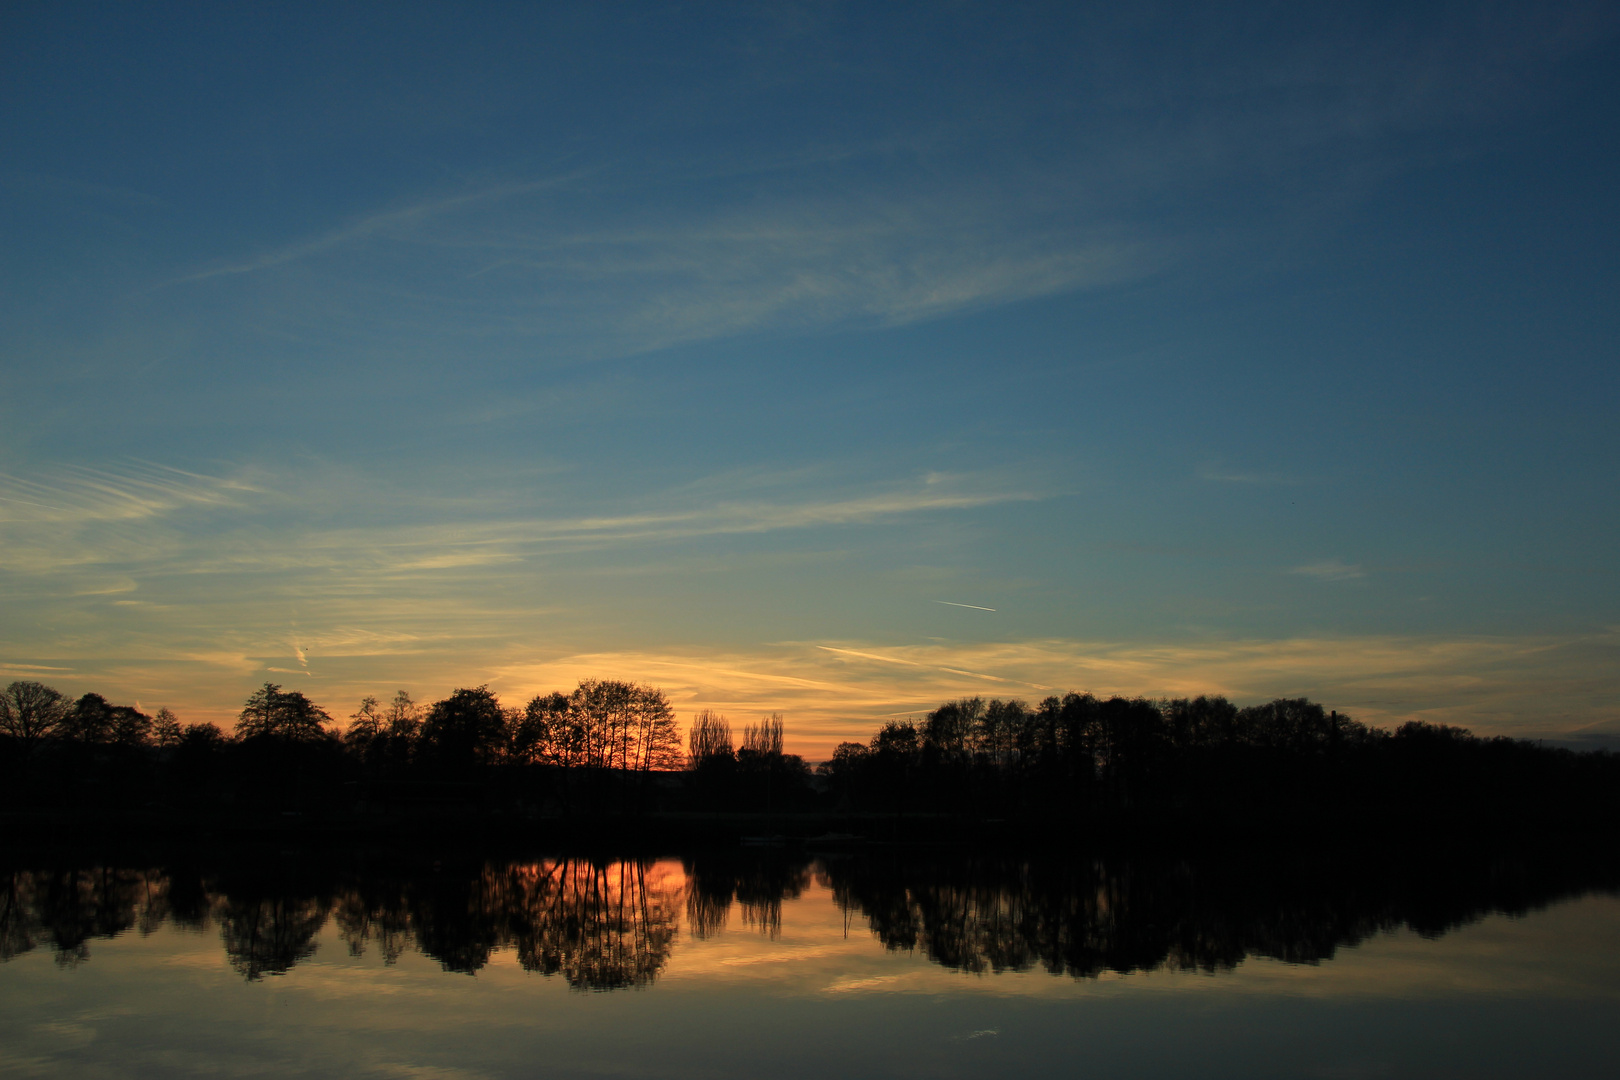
[152,708,183,749]
[687,710,733,768]
[0,681,70,756]
[345,696,384,747]
[742,713,784,757]
[384,691,421,739]
[630,686,682,773]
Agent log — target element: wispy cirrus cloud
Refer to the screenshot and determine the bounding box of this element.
[1289,559,1367,582]
[157,171,1162,361]
[0,461,255,525]
[0,463,1037,576]
[1197,461,1306,486]
[161,176,588,287]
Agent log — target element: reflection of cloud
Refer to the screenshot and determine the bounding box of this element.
[823,974,912,994]
[1289,559,1366,582]
[718,945,845,967]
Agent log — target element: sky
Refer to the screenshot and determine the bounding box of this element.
[1,2,1617,756]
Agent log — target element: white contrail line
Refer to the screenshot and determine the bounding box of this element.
[939,666,1011,683]
[816,646,922,666]
[0,494,70,512]
[935,600,996,611]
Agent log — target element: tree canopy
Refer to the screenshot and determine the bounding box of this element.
[235,683,334,742]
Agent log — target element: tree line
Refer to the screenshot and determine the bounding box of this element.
[0,677,694,816]
[816,692,1620,829]
[2,678,1617,828]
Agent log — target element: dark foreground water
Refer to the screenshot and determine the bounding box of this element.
[2,844,1618,1079]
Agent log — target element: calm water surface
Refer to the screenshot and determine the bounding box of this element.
[2,848,1617,1078]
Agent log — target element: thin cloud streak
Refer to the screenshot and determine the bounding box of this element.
[160,177,588,287]
[1197,463,1306,486]
[0,462,254,525]
[1290,560,1368,582]
[0,467,1038,576]
[815,646,922,667]
[157,171,1163,361]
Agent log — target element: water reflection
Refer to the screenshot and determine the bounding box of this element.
[684,851,813,940]
[2,847,1613,989]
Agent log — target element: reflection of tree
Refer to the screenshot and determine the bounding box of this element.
[685,864,733,940]
[334,874,413,965]
[683,853,811,941]
[507,860,681,990]
[0,867,172,967]
[0,870,37,962]
[34,867,158,968]
[7,846,1609,988]
[216,894,329,980]
[821,851,1620,979]
[406,867,506,974]
[331,858,687,989]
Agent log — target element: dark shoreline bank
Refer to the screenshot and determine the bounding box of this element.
[5,802,1615,859]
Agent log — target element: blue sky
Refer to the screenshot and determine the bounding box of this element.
[2,2,1617,753]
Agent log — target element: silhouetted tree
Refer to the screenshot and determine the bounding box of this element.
[181,722,225,750]
[514,691,571,766]
[629,685,682,774]
[235,684,334,742]
[108,704,152,748]
[419,686,509,777]
[0,681,70,757]
[925,697,982,762]
[61,693,115,744]
[868,720,922,818]
[685,709,737,810]
[151,708,182,749]
[385,690,421,739]
[688,709,734,767]
[346,696,384,744]
[728,712,810,813]
[742,713,784,757]
[816,740,871,809]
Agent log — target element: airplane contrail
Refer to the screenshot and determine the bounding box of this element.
[935,600,996,611]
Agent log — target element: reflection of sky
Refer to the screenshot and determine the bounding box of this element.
[2,870,1618,1079]
[2,6,1618,751]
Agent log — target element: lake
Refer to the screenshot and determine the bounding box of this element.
[2,843,1617,1078]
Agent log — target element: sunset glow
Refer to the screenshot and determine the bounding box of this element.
[2,4,1616,753]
